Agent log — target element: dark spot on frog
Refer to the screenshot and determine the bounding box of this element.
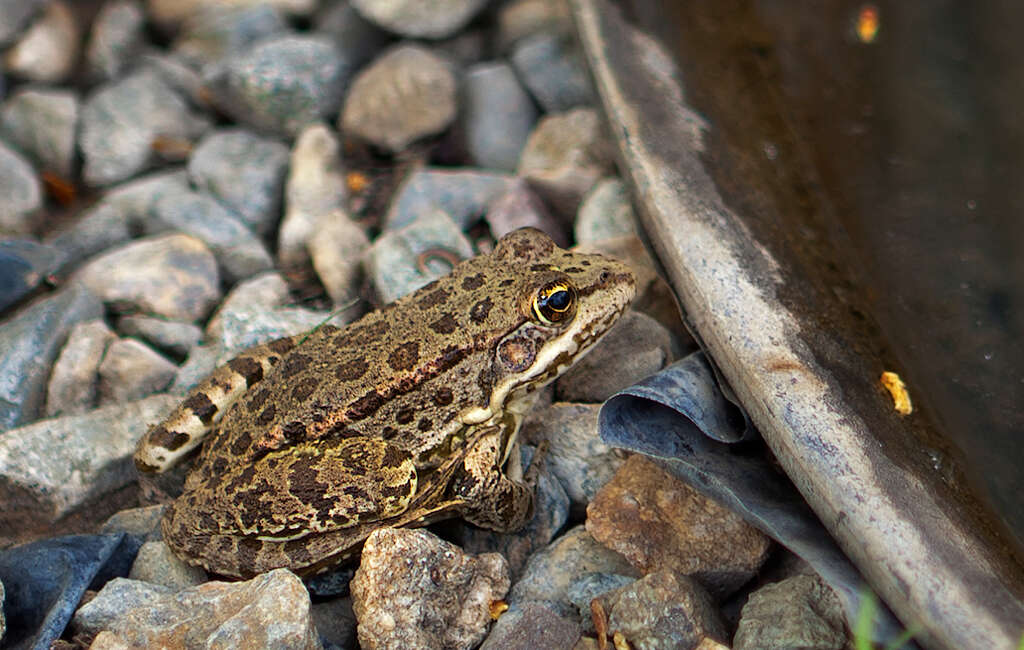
[581,259,591,266]
[469,297,493,323]
[477,367,494,398]
[346,389,386,421]
[388,341,420,371]
[342,485,369,502]
[149,425,190,451]
[289,460,339,514]
[530,264,551,272]
[284,539,313,564]
[282,420,307,442]
[268,338,295,354]
[326,422,361,438]
[280,353,312,378]
[226,464,257,495]
[340,320,388,347]
[429,313,458,334]
[462,273,486,290]
[433,387,453,406]
[257,403,276,425]
[335,357,368,381]
[228,357,263,387]
[418,286,450,309]
[381,444,407,471]
[184,393,218,424]
[564,266,583,273]
[382,425,399,439]
[211,457,229,475]
[291,375,320,402]
[380,479,413,499]
[396,407,415,424]
[230,429,252,456]
[499,278,515,287]
[247,387,271,411]
[418,417,433,431]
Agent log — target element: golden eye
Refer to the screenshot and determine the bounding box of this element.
[532,281,577,325]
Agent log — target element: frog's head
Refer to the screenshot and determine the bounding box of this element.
[468,228,636,425]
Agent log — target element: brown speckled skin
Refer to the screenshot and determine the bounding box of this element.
[137,229,635,578]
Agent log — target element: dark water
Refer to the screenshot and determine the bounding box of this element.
[624,0,1024,557]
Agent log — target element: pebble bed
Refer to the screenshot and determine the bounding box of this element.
[0,1,852,648]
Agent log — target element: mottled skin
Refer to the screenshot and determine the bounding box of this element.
[135,229,635,578]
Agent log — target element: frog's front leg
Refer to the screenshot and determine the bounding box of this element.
[450,427,548,532]
[134,334,305,473]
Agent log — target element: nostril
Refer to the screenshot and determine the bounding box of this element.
[598,271,611,283]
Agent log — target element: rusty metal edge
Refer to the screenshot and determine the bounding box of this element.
[570,1,1024,648]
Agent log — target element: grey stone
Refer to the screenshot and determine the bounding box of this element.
[71,577,173,636]
[0,87,78,178]
[509,525,638,617]
[188,128,290,236]
[308,210,369,306]
[485,179,568,246]
[140,52,206,106]
[79,70,208,186]
[45,319,117,417]
[74,233,222,322]
[0,394,179,529]
[214,306,342,362]
[350,0,489,39]
[100,504,166,538]
[147,0,318,28]
[518,107,615,218]
[461,62,537,172]
[173,4,287,67]
[0,577,5,643]
[0,140,42,233]
[85,0,147,82]
[129,540,208,590]
[341,44,457,153]
[480,602,581,650]
[0,0,47,46]
[206,35,350,137]
[149,188,275,282]
[575,177,638,243]
[314,0,390,69]
[567,572,636,634]
[0,239,66,312]
[556,310,674,402]
[311,596,357,650]
[431,29,487,68]
[733,574,848,650]
[521,403,624,512]
[364,210,474,303]
[3,1,80,83]
[511,31,595,113]
[117,315,203,359]
[280,122,347,268]
[0,284,103,430]
[98,338,177,404]
[386,167,513,231]
[206,271,290,337]
[497,0,572,52]
[352,528,509,650]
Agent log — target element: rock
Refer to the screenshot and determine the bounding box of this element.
[308,210,369,305]
[0,534,137,650]
[80,70,208,186]
[3,1,79,83]
[206,271,291,336]
[0,577,5,643]
[75,233,221,322]
[129,540,207,590]
[141,51,207,105]
[575,177,638,243]
[0,284,103,430]
[733,574,848,650]
[480,602,581,650]
[460,62,538,172]
[45,319,117,417]
[350,0,489,39]
[586,455,772,600]
[150,188,275,282]
[432,29,487,68]
[0,239,66,313]
[341,45,457,154]
[311,596,357,649]
[85,0,147,82]
[280,122,347,268]
[75,569,321,648]
[521,403,624,513]
[117,315,202,359]
[497,0,572,52]
[100,505,167,539]
[147,0,318,27]
[386,167,514,231]
[511,31,595,113]
[364,210,474,303]
[567,572,636,634]
[0,140,42,233]
[0,395,179,530]
[187,128,290,236]
[173,4,287,67]
[0,87,78,177]
[314,0,390,69]
[485,179,567,246]
[0,0,47,47]
[597,570,727,649]
[206,35,350,137]
[98,338,177,404]
[509,525,638,617]
[518,108,615,218]
[351,527,509,650]
[556,310,675,402]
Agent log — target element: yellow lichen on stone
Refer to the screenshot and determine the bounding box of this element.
[880,371,913,415]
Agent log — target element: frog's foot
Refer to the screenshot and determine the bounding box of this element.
[452,431,548,533]
[134,334,305,473]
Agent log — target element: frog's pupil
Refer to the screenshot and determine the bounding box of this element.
[547,290,570,311]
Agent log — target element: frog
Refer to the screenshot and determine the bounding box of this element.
[134,228,635,579]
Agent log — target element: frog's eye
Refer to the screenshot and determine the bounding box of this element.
[532,281,577,325]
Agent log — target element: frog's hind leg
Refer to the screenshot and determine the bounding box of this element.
[134,334,305,473]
